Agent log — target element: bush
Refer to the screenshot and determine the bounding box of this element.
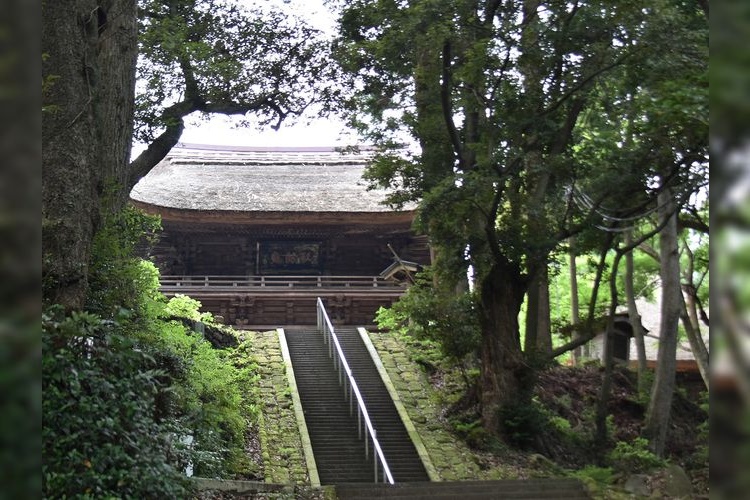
[44,206,263,498]
[572,465,616,486]
[165,294,214,324]
[147,319,256,477]
[375,267,480,365]
[608,437,666,474]
[499,399,549,449]
[452,418,484,446]
[86,205,162,318]
[43,309,192,498]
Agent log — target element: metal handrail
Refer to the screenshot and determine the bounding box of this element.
[316,297,395,484]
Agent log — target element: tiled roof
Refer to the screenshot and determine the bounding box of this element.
[130,144,414,213]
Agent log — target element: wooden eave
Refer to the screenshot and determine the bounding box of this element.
[131,200,417,228]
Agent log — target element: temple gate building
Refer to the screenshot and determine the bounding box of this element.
[130,144,430,327]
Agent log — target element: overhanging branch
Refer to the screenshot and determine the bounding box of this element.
[128,95,289,189]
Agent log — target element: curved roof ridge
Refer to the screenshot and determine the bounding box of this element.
[173,142,377,153]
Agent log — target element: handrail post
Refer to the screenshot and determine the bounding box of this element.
[374,441,378,482]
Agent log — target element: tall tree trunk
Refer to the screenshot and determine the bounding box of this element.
[625,231,649,395]
[680,243,709,390]
[536,264,552,354]
[569,237,583,362]
[680,293,710,390]
[525,273,539,353]
[97,0,138,210]
[595,250,624,457]
[478,262,529,436]
[643,187,681,456]
[525,263,552,356]
[42,0,138,309]
[43,0,102,309]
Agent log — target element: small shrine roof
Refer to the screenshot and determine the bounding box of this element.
[130,143,413,213]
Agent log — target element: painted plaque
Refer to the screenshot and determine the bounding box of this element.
[259,241,322,274]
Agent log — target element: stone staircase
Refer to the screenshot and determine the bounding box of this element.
[335,327,430,483]
[284,325,589,499]
[335,478,591,499]
[284,327,429,485]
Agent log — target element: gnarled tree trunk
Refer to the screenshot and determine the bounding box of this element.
[478,261,529,435]
[42,0,138,309]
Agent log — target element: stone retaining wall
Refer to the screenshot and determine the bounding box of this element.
[366,331,485,481]
[252,331,310,485]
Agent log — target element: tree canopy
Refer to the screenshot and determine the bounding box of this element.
[130,0,339,188]
[333,0,708,436]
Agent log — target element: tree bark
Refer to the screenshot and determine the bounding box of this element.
[43,0,100,309]
[536,264,552,354]
[681,292,710,390]
[42,0,138,309]
[525,272,539,353]
[525,263,552,356]
[478,262,529,435]
[643,187,681,456]
[97,0,138,208]
[680,242,709,389]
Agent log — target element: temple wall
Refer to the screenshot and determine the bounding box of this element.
[145,225,431,277]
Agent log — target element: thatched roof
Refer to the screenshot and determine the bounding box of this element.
[130,144,412,213]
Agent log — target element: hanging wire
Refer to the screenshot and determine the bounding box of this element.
[567,179,698,234]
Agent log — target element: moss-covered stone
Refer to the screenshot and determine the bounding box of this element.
[253,331,310,485]
[367,331,484,480]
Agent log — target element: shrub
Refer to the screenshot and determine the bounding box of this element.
[572,465,616,486]
[133,314,257,478]
[499,400,548,449]
[43,309,192,498]
[608,437,666,474]
[165,294,214,324]
[375,267,480,365]
[44,205,263,495]
[86,205,162,318]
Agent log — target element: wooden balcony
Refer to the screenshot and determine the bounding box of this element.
[159,275,408,328]
[160,275,406,292]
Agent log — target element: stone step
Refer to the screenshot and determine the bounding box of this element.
[335,479,591,499]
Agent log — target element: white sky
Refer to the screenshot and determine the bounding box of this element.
[178,0,352,148]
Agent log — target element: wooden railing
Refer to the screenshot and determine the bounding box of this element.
[159,275,406,291]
